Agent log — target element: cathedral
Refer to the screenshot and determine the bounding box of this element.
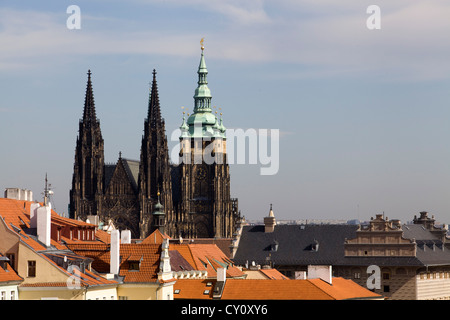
[69,46,240,239]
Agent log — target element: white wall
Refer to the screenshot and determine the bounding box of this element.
[85,287,117,300]
[0,284,19,300]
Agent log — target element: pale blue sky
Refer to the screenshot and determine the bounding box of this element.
[1,1,450,225]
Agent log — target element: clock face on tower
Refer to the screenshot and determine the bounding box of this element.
[196,167,207,180]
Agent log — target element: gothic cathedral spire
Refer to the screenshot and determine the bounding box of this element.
[82,70,97,124]
[138,69,174,238]
[148,69,163,128]
[70,70,105,221]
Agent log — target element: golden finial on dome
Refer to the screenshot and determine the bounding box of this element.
[200,37,205,51]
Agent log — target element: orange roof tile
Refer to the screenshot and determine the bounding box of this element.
[171,243,245,278]
[68,242,162,283]
[141,229,171,244]
[174,279,216,299]
[259,268,289,280]
[0,255,23,283]
[308,277,381,300]
[174,278,383,300]
[0,198,118,288]
[20,282,77,288]
[220,279,331,300]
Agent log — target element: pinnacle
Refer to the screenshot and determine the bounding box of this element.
[83,69,97,123]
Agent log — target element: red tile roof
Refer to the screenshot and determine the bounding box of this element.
[0,198,118,288]
[174,277,383,300]
[0,254,23,283]
[68,242,162,283]
[171,243,245,278]
[259,268,289,280]
[174,279,216,299]
[141,229,171,244]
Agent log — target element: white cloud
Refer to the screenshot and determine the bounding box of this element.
[0,1,449,81]
[134,0,271,24]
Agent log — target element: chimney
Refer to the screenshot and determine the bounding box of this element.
[29,202,40,228]
[36,204,51,247]
[121,230,131,244]
[4,188,33,201]
[217,267,227,283]
[213,268,227,299]
[158,238,172,281]
[307,265,332,285]
[110,230,120,275]
[264,204,276,233]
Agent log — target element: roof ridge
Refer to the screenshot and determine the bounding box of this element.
[307,278,336,300]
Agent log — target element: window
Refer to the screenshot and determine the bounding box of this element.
[11,291,15,300]
[6,253,15,271]
[383,285,390,293]
[174,289,180,294]
[1,291,5,300]
[28,261,36,277]
[382,272,390,280]
[129,261,140,271]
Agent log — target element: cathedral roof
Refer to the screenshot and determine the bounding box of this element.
[104,157,140,192]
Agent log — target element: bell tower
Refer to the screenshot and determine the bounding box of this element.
[176,40,239,238]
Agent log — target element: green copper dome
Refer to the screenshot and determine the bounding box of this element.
[180,45,226,140]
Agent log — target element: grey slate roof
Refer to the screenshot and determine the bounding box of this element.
[233,224,358,266]
[122,159,140,191]
[233,223,450,268]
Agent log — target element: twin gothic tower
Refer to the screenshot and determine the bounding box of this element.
[69,48,240,239]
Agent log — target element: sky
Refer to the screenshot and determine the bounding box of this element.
[1,0,450,225]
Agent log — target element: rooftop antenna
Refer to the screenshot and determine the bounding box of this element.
[42,173,54,207]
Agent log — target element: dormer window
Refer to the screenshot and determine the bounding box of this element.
[129,261,140,271]
[271,241,279,252]
[127,254,143,271]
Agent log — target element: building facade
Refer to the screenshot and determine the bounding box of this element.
[232,207,450,300]
[69,47,240,239]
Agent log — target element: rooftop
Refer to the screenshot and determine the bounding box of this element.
[174,277,382,300]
